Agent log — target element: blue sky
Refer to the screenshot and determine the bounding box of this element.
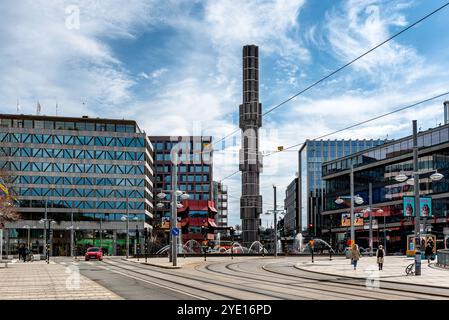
[1,0,449,228]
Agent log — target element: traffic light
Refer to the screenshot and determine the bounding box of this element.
[229,227,235,236]
[144,227,148,238]
[201,225,206,235]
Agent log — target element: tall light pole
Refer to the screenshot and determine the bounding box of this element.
[368,183,373,256]
[412,120,421,276]
[156,148,189,267]
[273,185,278,258]
[121,198,130,258]
[70,211,74,257]
[171,151,178,267]
[350,164,355,245]
[395,122,444,276]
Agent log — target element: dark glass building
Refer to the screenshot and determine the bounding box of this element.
[321,123,449,253]
[0,114,154,256]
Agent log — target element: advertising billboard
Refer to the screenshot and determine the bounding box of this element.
[161,216,182,229]
[341,212,364,227]
[403,196,432,217]
[419,197,432,217]
[403,196,415,217]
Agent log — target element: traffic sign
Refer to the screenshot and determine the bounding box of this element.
[171,228,180,236]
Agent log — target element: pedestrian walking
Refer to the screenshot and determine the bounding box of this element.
[425,241,433,263]
[376,245,385,270]
[351,243,361,270]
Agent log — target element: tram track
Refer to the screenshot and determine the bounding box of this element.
[101,258,300,300]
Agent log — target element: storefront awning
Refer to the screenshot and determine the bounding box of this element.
[208,218,217,228]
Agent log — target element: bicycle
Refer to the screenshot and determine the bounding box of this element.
[405,263,415,275]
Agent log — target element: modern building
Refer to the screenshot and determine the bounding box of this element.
[149,136,213,245]
[298,139,387,237]
[321,122,449,253]
[239,44,263,246]
[178,199,217,243]
[213,181,228,233]
[0,114,154,256]
[283,177,298,237]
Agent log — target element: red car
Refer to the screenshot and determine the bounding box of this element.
[85,247,103,261]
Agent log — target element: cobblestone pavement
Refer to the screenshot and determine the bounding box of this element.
[296,256,449,288]
[0,260,122,300]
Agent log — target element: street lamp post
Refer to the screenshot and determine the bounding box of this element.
[394,120,445,276]
[335,191,364,246]
[368,183,373,257]
[413,120,421,276]
[39,216,55,264]
[350,164,355,245]
[156,189,189,267]
[266,184,285,258]
[273,185,278,258]
[120,197,130,259]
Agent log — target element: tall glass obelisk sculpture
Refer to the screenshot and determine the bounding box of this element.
[239,45,263,246]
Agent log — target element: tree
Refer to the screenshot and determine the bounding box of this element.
[234,224,241,234]
[0,170,20,228]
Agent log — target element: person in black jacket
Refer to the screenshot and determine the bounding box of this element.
[376,245,385,270]
[425,242,433,263]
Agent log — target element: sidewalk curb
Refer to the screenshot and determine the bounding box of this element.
[294,263,449,290]
[124,258,182,269]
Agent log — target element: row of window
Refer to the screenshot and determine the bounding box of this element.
[3,162,145,175]
[16,176,145,187]
[157,175,210,183]
[1,147,145,161]
[19,187,145,199]
[153,141,210,151]
[18,199,145,210]
[0,133,145,148]
[155,164,211,173]
[155,193,210,204]
[0,119,137,133]
[155,153,210,162]
[323,127,449,176]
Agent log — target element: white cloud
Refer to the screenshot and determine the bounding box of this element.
[324,0,427,84]
[0,0,155,116]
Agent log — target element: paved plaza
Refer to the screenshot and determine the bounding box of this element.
[296,255,449,288]
[1,256,449,300]
[0,260,121,300]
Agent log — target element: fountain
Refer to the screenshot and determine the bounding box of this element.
[305,238,335,253]
[216,232,221,248]
[183,239,202,253]
[293,233,305,253]
[248,241,266,254]
[156,245,170,255]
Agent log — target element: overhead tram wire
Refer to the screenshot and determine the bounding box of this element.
[219,90,449,182]
[212,2,449,148]
[264,90,449,158]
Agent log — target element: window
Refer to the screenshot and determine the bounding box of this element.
[23,120,33,128]
[34,121,44,129]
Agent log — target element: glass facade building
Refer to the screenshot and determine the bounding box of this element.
[0,114,154,256]
[321,123,449,253]
[298,139,387,237]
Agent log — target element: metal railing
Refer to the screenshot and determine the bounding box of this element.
[437,249,449,268]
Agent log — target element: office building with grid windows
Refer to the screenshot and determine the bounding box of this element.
[149,136,213,244]
[0,114,153,256]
